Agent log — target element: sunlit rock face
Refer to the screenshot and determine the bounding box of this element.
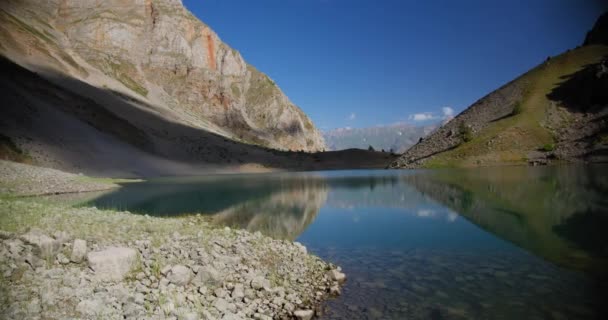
[0,0,325,152]
[213,178,329,240]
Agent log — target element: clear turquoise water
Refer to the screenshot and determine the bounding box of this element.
[84,166,608,319]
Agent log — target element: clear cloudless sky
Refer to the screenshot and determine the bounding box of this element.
[183,0,607,130]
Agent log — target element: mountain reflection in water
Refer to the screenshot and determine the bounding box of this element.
[78,166,608,319]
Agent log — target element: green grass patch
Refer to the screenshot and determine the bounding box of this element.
[541,143,555,152]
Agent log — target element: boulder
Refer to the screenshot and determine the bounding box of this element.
[70,239,87,263]
[192,265,222,286]
[20,228,61,258]
[327,269,346,283]
[250,276,271,291]
[76,299,104,316]
[167,265,193,286]
[87,247,138,281]
[293,309,314,320]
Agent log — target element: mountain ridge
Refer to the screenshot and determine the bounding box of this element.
[323,123,437,153]
[390,13,608,168]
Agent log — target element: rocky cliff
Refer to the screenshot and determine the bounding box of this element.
[0,0,324,153]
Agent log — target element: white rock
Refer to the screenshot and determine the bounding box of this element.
[193,265,222,286]
[231,283,245,300]
[327,269,346,283]
[293,309,314,320]
[70,239,87,263]
[181,312,199,320]
[167,265,193,286]
[20,228,60,258]
[87,247,138,281]
[250,277,270,291]
[76,299,103,316]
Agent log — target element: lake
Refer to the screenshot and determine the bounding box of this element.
[76,165,608,319]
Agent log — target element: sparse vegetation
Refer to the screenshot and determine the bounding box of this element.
[414,45,608,168]
[542,143,555,152]
[512,102,523,115]
[459,122,473,143]
[0,134,32,163]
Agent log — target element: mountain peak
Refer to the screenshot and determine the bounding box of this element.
[0,0,325,152]
[584,12,608,46]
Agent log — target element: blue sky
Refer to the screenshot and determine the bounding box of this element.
[183,0,607,130]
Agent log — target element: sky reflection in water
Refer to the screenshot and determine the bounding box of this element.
[83,166,608,319]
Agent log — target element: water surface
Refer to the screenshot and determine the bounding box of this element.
[80,166,608,319]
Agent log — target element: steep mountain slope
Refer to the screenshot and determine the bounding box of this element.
[323,123,437,153]
[0,55,393,177]
[0,0,324,161]
[391,13,608,168]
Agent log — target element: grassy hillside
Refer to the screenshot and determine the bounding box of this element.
[392,44,608,168]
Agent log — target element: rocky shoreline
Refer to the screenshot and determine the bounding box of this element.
[0,160,127,197]
[0,199,345,320]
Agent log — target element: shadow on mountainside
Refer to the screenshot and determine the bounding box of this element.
[546,56,608,113]
[0,56,395,176]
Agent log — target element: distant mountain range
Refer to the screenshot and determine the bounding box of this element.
[323,123,438,153]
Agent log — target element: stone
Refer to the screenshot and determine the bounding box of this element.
[181,312,199,320]
[87,247,138,281]
[193,266,222,286]
[20,228,60,258]
[161,265,173,276]
[57,253,70,264]
[53,231,71,244]
[329,285,341,296]
[232,283,245,300]
[167,265,193,286]
[293,309,314,320]
[213,298,231,313]
[250,277,270,291]
[70,239,87,263]
[76,299,104,316]
[327,269,346,283]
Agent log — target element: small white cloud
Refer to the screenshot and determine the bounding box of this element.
[442,107,454,118]
[347,113,356,121]
[416,209,435,217]
[397,131,402,136]
[409,113,436,122]
[446,211,458,222]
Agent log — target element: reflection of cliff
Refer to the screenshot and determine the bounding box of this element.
[403,166,608,274]
[212,179,328,240]
[84,174,329,240]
